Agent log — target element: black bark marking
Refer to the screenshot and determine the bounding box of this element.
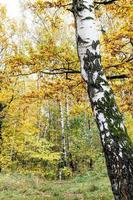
[95,58,102,70]
[83,50,103,91]
[73,0,84,12]
[89,5,94,9]
[82,16,94,21]
[83,50,101,79]
[77,35,88,44]
[86,49,100,62]
[92,40,100,50]
[73,0,93,14]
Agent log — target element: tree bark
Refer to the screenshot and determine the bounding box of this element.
[0,103,6,172]
[72,0,133,199]
[59,101,67,167]
[65,95,70,157]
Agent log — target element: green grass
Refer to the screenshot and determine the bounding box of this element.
[0,169,114,200]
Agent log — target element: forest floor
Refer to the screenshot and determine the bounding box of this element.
[0,167,114,200]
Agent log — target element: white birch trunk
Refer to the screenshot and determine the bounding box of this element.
[65,95,70,153]
[72,0,133,199]
[59,101,67,166]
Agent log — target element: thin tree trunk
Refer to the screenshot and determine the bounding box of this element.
[65,95,70,155]
[0,103,6,172]
[46,101,51,141]
[72,1,133,199]
[0,103,3,172]
[59,101,67,167]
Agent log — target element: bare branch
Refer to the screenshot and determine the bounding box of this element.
[105,57,133,70]
[11,69,129,80]
[94,0,117,5]
[107,74,129,80]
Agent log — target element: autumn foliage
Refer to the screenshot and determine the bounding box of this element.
[0,0,132,178]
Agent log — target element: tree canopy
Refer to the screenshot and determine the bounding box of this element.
[0,0,133,180]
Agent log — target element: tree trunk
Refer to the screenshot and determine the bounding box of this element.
[72,1,133,199]
[65,95,70,156]
[0,103,5,172]
[59,101,67,167]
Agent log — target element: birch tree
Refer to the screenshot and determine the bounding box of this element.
[72,0,133,199]
[60,101,67,167]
